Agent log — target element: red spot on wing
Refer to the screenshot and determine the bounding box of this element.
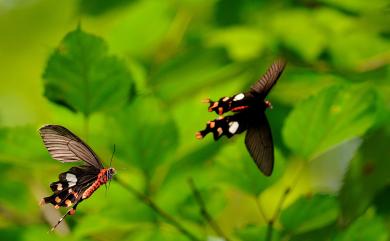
[231,106,249,112]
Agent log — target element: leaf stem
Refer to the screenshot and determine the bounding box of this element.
[188,178,231,241]
[114,176,200,241]
[254,196,268,223]
[265,162,305,241]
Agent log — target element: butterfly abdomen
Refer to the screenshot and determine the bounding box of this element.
[82,168,109,199]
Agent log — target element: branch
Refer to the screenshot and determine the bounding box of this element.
[188,178,231,241]
[114,176,200,241]
[265,163,304,241]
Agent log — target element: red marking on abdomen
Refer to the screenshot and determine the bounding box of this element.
[82,168,108,199]
[231,106,249,112]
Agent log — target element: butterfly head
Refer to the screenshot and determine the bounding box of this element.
[107,167,116,180]
[265,100,273,109]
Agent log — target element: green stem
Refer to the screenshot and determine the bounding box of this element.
[188,178,231,241]
[265,162,305,241]
[114,176,200,241]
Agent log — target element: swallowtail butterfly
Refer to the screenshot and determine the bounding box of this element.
[39,125,116,231]
[196,59,286,176]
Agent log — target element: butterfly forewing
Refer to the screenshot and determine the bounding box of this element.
[244,112,274,176]
[39,125,103,169]
[250,59,286,98]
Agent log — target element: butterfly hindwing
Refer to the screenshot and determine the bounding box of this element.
[43,166,99,207]
[196,111,250,140]
[244,112,274,176]
[39,125,103,169]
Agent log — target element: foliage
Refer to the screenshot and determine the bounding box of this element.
[0,0,389,241]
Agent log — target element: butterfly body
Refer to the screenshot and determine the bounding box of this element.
[196,60,286,176]
[39,125,116,231]
[82,167,115,199]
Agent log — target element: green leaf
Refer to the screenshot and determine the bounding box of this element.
[175,186,226,223]
[122,224,191,241]
[108,1,172,58]
[0,227,23,241]
[280,194,339,234]
[110,97,178,174]
[282,85,378,160]
[150,49,237,103]
[215,139,285,196]
[373,186,390,217]
[329,32,389,71]
[271,10,326,61]
[43,26,134,116]
[334,213,389,241]
[271,69,344,105]
[339,129,390,224]
[235,225,280,241]
[79,0,135,15]
[207,26,267,61]
[0,126,46,167]
[318,0,388,13]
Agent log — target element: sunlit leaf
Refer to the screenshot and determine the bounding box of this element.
[307,138,362,194]
[283,85,378,160]
[43,26,134,116]
[280,194,339,234]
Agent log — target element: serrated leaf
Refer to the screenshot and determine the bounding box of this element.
[111,97,178,174]
[280,194,339,234]
[43,26,134,116]
[282,85,378,160]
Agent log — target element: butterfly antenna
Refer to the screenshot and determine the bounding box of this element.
[109,144,116,168]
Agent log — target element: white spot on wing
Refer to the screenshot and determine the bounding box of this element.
[66,173,77,187]
[233,93,245,101]
[228,121,239,134]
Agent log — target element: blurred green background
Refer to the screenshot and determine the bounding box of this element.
[0,0,389,241]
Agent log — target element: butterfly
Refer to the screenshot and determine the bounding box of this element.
[196,59,286,176]
[39,125,116,231]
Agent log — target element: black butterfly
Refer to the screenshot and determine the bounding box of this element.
[196,59,286,176]
[39,125,116,231]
